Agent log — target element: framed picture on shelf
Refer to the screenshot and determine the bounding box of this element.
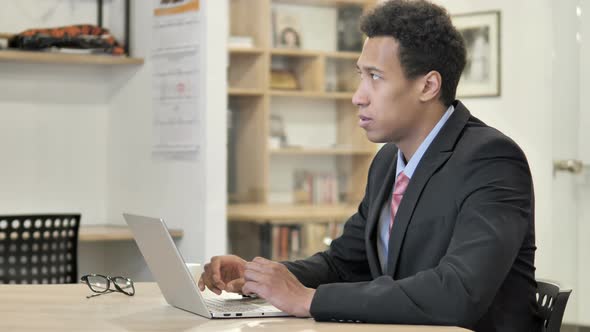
[337,6,364,52]
[272,8,302,49]
[452,11,501,98]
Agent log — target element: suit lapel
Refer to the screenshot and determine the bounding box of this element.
[366,150,397,277]
[386,101,472,276]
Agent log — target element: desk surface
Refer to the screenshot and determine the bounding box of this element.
[79,225,183,242]
[0,282,469,332]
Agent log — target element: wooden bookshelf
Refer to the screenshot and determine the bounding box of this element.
[0,50,144,66]
[227,0,376,259]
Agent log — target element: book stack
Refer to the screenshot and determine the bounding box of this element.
[260,224,302,261]
[229,221,346,261]
[293,170,340,205]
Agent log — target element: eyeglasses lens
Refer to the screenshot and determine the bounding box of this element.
[113,277,135,296]
[86,275,109,293]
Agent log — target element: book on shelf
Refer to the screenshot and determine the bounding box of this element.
[272,8,302,49]
[293,170,340,205]
[260,224,304,261]
[229,222,345,261]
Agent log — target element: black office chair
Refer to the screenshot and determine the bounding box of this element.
[0,214,80,284]
[536,279,572,332]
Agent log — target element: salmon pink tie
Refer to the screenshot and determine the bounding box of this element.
[390,172,410,231]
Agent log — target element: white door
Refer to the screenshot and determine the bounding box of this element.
[550,0,590,326]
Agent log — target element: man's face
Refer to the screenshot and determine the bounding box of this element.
[353,37,423,143]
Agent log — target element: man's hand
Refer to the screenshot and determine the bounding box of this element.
[242,257,315,317]
[198,255,247,295]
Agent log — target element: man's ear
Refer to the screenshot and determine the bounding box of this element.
[419,71,442,102]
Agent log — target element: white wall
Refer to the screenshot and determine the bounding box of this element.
[106,0,228,267]
[202,0,229,260]
[0,1,98,33]
[0,1,110,225]
[0,98,109,223]
[0,0,228,278]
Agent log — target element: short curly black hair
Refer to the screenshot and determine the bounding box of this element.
[360,0,466,106]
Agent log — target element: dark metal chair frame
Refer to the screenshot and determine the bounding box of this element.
[0,214,80,284]
[536,279,572,332]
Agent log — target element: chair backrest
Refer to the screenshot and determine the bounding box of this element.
[536,279,572,332]
[0,214,80,284]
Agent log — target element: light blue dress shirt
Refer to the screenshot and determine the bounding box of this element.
[377,105,455,274]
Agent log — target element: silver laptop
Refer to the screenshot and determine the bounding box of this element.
[123,213,290,318]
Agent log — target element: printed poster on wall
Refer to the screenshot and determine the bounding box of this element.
[152,0,202,159]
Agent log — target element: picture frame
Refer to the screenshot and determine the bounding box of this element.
[337,6,364,52]
[452,11,501,98]
[272,9,302,49]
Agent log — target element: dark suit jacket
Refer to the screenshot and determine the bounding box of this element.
[284,101,541,331]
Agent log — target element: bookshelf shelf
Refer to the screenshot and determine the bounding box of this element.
[324,51,362,60]
[270,48,361,60]
[270,48,321,58]
[228,203,357,223]
[269,90,354,99]
[269,147,375,155]
[229,47,266,55]
[229,88,266,96]
[0,50,144,66]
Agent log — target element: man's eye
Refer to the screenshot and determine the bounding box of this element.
[371,73,381,80]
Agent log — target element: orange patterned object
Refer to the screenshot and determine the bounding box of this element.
[9,24,125,55]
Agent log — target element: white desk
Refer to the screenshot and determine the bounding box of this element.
[0,282,470,332]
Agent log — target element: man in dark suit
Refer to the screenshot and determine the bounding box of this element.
[199,1,540,330]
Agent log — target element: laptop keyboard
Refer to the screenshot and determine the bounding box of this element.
[204,297,269,313]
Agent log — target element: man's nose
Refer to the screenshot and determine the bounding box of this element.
[352,84,368,108]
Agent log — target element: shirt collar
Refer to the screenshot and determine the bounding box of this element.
[396,104,455,178]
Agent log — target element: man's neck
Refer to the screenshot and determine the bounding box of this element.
[397,104,447,161]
